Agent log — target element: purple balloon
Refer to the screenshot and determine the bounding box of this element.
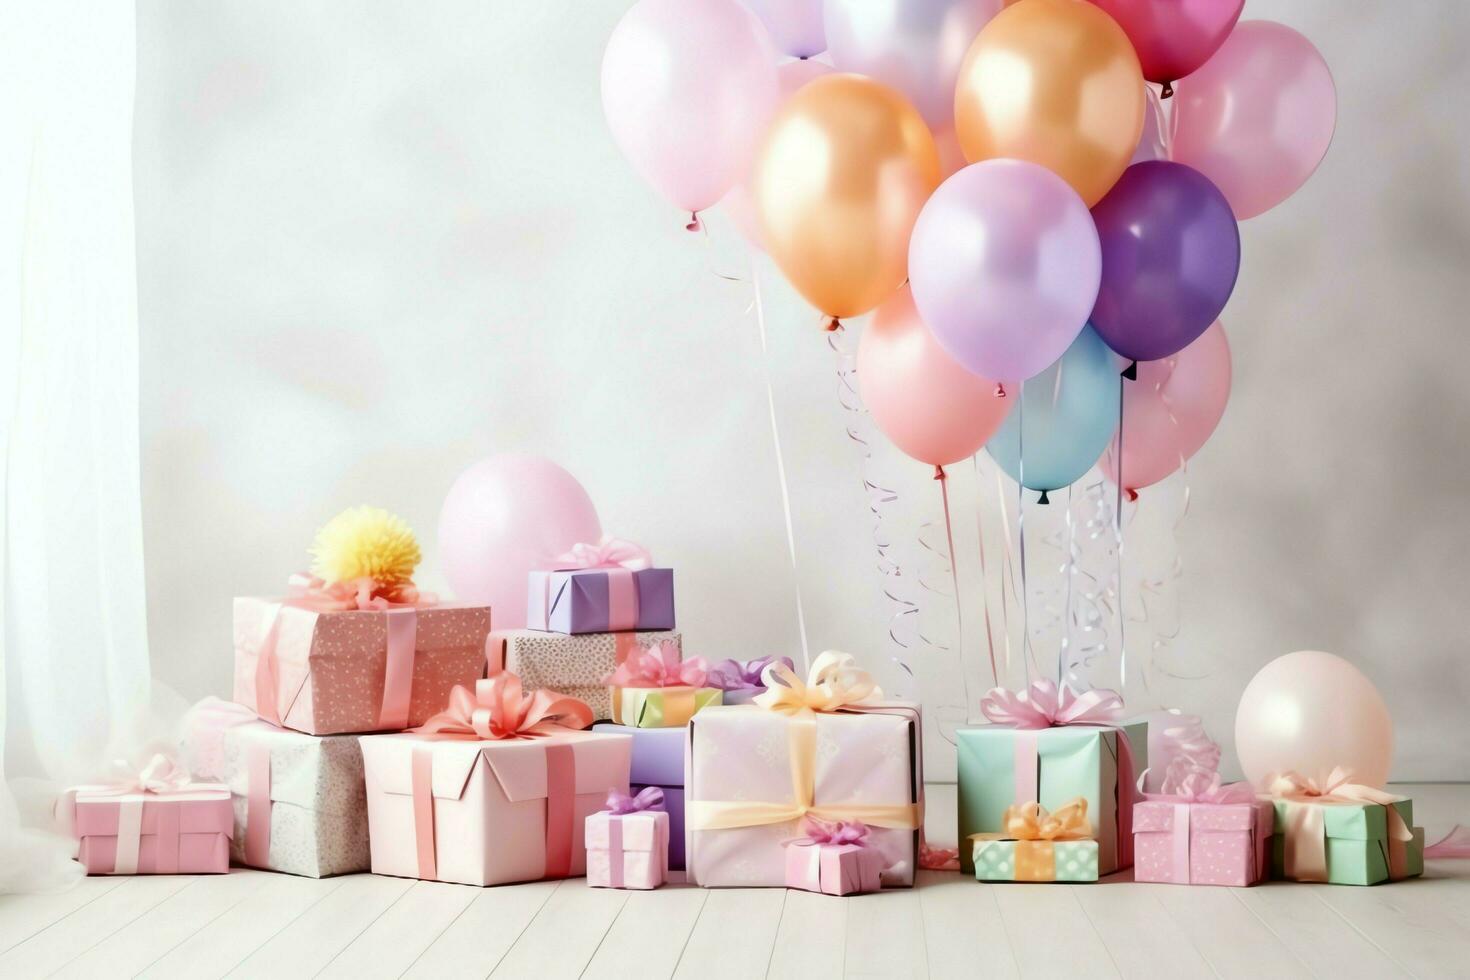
[1090,161,1241,362]
[909,160,1101,383]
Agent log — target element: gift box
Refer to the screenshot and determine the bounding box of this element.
[1133,778,1273,887]
[706,656,795,707]
[784,821,887,896]
[611,686,722,727]
[361,675,631,887]
[593,723,687,868]
[685,653,923,889]
[233,595,492,736]
[182,699,370,878]
[970,799,1098,882]
[69,756,232,876]
[1266,772,1424,885]
[586,788,669,890]
[490,629,681,722]
[956,682,1144,875]
[526,536,674,634]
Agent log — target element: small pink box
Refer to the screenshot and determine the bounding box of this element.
[784,840,885,896]
[586,809,669,890]
[361,730,631,887]
[72,785,233,875]
[1133,798,1274,886]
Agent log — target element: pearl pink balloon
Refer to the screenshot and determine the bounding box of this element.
[1171,21,1336,220]
[1102,321,1231,494]
[437,455,601,629]
[1235,650,1394,790]
[740,0,827,58]
[858,286,1010,467]
[1089,0,1243,85]
[602,0,778,218]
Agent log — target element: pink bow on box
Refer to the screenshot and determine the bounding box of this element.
[98,752,195,797]
[282,571,435,611]
[1268,767,1415,882]
[1155,759,1255,805]
[604,642,707,689]
[801,818,870,847]
[605,786,665,815]
[554,535,653,572]
[416,673,594,741]
[979,679,1124,729]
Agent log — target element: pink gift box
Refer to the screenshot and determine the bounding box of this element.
[784,840,885,896]
[233,597,492,735]
[361,730,631,887]
[1133,798,1274,886]
[72,786,233,875]
[586,809,669,890]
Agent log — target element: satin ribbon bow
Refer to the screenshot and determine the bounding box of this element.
[1268,767,1414,882]
[754,651,882,716]
[995,799,1093,842]
[554,535,653,571]
[978,679,1123,730]
[801,818,870,846]
[604,786,665,815]
[706,655,795,692]
[604,642,708,689]
[99,752,194,796]
[415,673,593,740]
[283,570,433,611]
[1157,759,1255,805]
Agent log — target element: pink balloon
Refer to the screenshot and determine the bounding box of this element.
[1101,321,1231,494]
[909,160,1100,382]
[602,0,778,219]
[740,0,826,58]
[858,286,1010,467]
[1171,21,1336,220]
[1089,0,1243,85]
[1235,650,1394,790]
[437,455,602,629]
[722,59,836,248]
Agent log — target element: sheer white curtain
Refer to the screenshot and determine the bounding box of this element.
[1,1,153,891]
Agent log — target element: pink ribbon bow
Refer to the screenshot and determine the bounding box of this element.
[802,818,870,847]
[100,752,194,796]
[1268,767,1414,882]
[415,673,593,740]
[282,571,434,611]
[1156,760,1255,805]
[604,642,707,689]
[554,535,653,572]
[978,679,1124,730]
[605,786,665,815]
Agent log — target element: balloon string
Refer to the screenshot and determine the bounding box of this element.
[991,465,1018,680]
[970,455,1000,689]
[1061,485,1074,687]
[1115,371,1127,693]
[1017,383,1033,686]
[749,257,812,673]
[935,465,973,718]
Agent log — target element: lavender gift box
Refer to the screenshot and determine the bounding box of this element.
[527,568,675,634]
[594,722,687,869]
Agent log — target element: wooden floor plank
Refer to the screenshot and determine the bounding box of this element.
[1072,878,1214,980]
[991,885,1120,980]
[487,878,629,979]
[226,873,412,979]
[845,887,928,979]
[767,887,847,980]
[1144,882,1311,979]
[139,872,343,980]
[317,879,481,980]
[1311,869,1470,978]
[1233,881,1410,979]
[582,883,709,979]
[673,887,786,980]
[401,878,559,980]
[0,875,194,976]
[0,876,127,956]
[916,871,1019,980]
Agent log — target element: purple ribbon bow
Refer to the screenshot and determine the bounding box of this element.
[802,818,870,847]
[706,655,795,692]
[604,786,665,815]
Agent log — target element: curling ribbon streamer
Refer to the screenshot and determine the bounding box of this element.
[1425,825,1470,859]
[1268,768,1414,882]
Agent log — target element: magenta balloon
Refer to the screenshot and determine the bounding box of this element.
[909,160,1101,383]
[1088,0,1243,85]
[602,0,778,216]
[1171,21,1337,220]
[1101,320,1231,494]
[437,454,602,628]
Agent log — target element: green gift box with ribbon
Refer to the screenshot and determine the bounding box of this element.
[1268,783,1424,885]
[610,686,722,728]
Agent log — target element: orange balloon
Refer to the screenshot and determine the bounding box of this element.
[754,74,941,323]
[954,0,1144,207]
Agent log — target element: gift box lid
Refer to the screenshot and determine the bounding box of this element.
[593,723,685,786]
[366,730,632,804]
[1134,798,1269,833]
[73,785,234,837]
[1269,796,1413,841]
[586,808,667,852]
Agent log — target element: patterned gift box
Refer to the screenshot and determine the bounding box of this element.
[1266,772,1424,885]
[970,799,1099,883]
[1134,794,1273,887]
[233,596,492,736]
[586,788,670,890]
[527,567,675,634]
[490,629,682,722]
[593,723,688,868]
[69,755,232,876]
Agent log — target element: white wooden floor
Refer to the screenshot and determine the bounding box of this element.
[2,783,1468,980]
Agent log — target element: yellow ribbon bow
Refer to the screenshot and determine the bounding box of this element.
[969,798,1093,882]
[753,651,881,716]
[1267,768,1413,882]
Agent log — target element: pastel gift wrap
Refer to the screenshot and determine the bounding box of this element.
[685,653,924,889]
[233,592,492,736]
[957,682,1143,875]
[586,787,670,890]
[526,537,673,634]
[593,722,687,868]
[706,656,796,706]
[784,820,887,896]
[69,755,232,876]
[182,698,370,878]
[970,799,1099,883]
[1266,770,1424,885]
[361,675,631,887]
[607,644,720,728]
[490,628,682,722]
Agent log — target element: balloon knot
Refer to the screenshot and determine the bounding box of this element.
[685,211,702,233]
[933,465,946,482]
[1037,489,1050,505]
[823,316,842,333]
[1122,361,1138,381]
[1126,487,1139,503]
[994,382,1007,398]
[1159,80,1174,100]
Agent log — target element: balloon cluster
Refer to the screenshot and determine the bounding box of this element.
[603,0,1335,496]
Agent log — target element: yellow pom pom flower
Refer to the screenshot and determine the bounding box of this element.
[310,506,421,591]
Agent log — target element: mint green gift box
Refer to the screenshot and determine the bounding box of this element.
[972,839,1099,883]
[956,721,1147,876]
[1269,796,1424,885]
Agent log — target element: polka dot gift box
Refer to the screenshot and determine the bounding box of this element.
[970,799,1099,883]
[1133,774,1273,887]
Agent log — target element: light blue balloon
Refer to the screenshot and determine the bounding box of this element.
[986,326,1122,499]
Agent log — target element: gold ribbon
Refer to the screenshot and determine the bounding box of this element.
[1268,768,1413,882]
[752,650,882,716]
[969,798,1092,882]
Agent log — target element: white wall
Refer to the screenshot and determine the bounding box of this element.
[134,1,1470,779]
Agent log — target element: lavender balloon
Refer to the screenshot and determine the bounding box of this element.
[909,160,1101,383]
[1090,161,1241,362]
